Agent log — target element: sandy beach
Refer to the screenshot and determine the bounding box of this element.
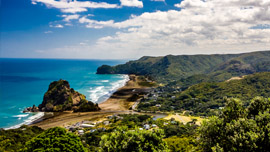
[31,75,152,129]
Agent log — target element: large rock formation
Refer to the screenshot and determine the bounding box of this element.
[38,80,100,112]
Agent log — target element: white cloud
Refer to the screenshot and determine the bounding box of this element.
[32,0,119,13]
[62,14,80,22]
[151,0,165,2]
[38,0,270,59]
[79,16,114,29]
[120,0,143,8]
[81,0,270,58]
[50,24,64,28]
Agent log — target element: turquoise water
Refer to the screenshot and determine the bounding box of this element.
[0,58,127,129]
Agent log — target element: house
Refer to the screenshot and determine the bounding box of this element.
[144,124,150,130]
[78,130,84,135]
[155,104,161,107]
[81,124,95,128]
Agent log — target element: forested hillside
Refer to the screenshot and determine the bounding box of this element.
[138,72,270,116]
[97,51,270,86]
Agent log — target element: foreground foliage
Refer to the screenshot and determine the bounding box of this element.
[0,125,43,152]
[99,127,169,152]
[23,127,87,152]
[1,97,270,152]
[199,97,270,152]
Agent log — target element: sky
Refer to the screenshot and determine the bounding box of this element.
[0,0,270,59]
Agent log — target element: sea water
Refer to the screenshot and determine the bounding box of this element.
[0,58,128,129]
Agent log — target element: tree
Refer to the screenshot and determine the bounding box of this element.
[164,136,196,152]
[0,125,43,152]
[99,127,169,152]
[199,97,270,152]
[23,127,87,152]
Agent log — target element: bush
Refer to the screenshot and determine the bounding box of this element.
[23,127,87,152]
[99,127,169,152]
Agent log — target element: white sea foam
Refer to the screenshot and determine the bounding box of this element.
[101,80,109,82]
[88,75,129,103]
[12,114,29,118]
[5,112,44,130]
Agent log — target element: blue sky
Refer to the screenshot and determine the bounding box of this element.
[1,0,270,59]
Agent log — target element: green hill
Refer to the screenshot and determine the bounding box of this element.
[138,72,270,116]
[97,51,270,86]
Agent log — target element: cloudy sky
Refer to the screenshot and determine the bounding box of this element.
[1,0,270,59]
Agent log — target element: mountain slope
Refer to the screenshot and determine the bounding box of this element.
[138,72,270,116]
[97,51,270,85]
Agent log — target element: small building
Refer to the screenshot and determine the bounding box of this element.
[152,124,157,128]
[155,104,161,107]
[81,124,95,128]
[144,124,150,130]
[78,130,84,135]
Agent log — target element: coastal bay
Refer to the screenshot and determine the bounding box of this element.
[0,59,127,129]
[30,75,153,129]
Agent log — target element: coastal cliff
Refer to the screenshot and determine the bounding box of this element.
[25,80,100,112]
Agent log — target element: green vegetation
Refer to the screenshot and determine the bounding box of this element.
[23,127,87,152]
[138,72,270,116]
[82,114,198,151]
[199,97,270,151]
[0,125,43,152]
[97,51,270,85]
[83,114,153,150]
[99,127,169,152]
[164,136,196,152]
[73,100,100,112]
[1,98,269,152]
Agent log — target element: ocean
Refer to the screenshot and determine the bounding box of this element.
[0,58,128,129]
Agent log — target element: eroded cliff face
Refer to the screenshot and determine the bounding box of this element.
[38,80,100,112]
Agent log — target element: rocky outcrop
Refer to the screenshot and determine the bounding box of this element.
[23,105,39,113]
[36,79,100,112]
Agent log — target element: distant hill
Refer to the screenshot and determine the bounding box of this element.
[138,72,270,116]
[97,51,270,87]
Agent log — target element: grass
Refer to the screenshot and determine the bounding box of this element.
[163,114,205,125]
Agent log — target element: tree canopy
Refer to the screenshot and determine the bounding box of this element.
[23,127,87,152]
[199,97,270,152]
[99,127,169,152]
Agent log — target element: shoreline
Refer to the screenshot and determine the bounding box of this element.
[96,74,130,104]
[3,74,130,130]
[4,112,45,130]
[29,74,153,129]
